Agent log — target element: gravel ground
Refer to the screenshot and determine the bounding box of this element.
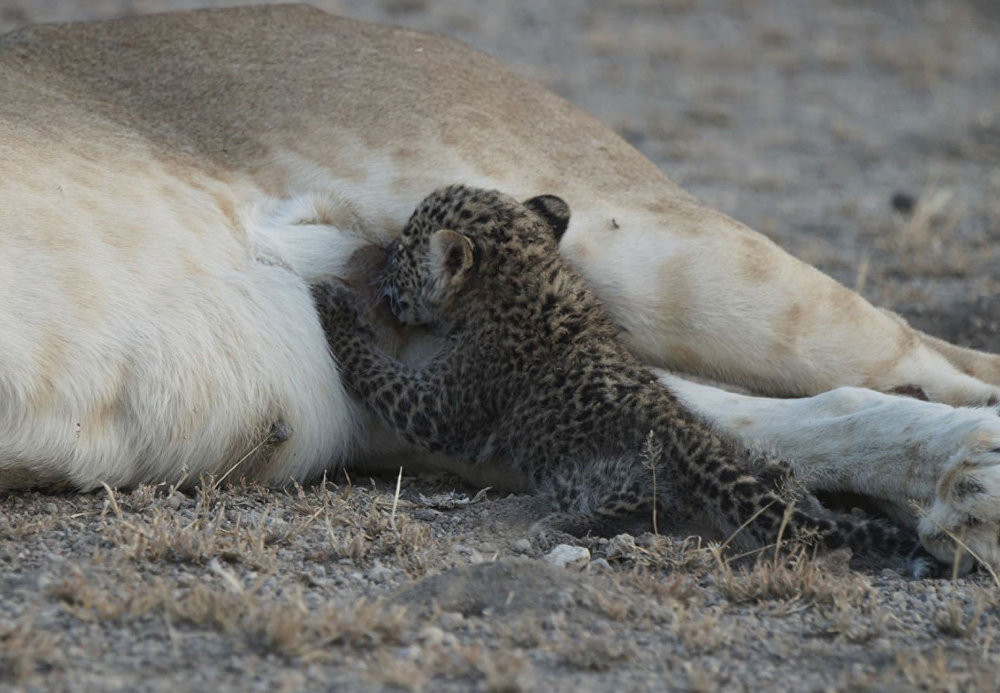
[2,1,1000,691]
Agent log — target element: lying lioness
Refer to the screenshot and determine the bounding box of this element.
[1,5,997,571]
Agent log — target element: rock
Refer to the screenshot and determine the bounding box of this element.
[412,508,442,522]
[543,544,590,569]
[605,534,637,560]
[513,538,533,553]
[366,564,393,584]
[589,557,613,573]
[438,611,465,629]
[418,626,446,646]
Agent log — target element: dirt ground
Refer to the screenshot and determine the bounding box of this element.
[1,0,1000,691]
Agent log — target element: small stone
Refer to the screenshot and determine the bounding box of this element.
[605,534,637,560]
[396,645,421,661]
[543,544,590,569]
[366,564,393,584]
[635,533,659,548]
[513,538,532,553]
[589,557,613,573]
[419,626,446,646]
[555,589,575,608]
[438,611,464,629]
[412,509,442,522]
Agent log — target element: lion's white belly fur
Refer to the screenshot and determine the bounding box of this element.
[0,143,363,490]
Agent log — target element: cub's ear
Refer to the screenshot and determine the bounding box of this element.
[429,229,475,286]
[524,194,571,242]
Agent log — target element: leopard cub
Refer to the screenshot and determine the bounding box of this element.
[313,184,932,572]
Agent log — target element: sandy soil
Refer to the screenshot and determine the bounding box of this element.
[1,1,999,691]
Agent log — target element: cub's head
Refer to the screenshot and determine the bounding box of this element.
[382,185,570,327]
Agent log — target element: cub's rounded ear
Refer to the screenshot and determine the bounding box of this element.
[429,229,475,286]
[524,195,571,242]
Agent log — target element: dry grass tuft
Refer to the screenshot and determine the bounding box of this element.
[626,569,702,605]
[96,477,437,576]
[0,614,60,683]
[712,546,872,607]
[935,595,987,639]
[561,634,633,671]
[671,602,731,653]
[874,187,976,279]
[51,569,411,661]
[821,595,893,643]
[460,646,536,693]
[894,647,971,693]
[100,484,281,569]
[0,513,58,539]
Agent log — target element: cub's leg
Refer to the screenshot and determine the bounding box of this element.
[661,372,1000,573]
[310,282,487,458]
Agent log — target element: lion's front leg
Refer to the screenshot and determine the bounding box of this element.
[658,371,1000,574]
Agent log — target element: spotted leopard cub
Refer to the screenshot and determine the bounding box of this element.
[313,184,932,572]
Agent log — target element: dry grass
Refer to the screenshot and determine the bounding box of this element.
[370,642,537,693]
[868,186,978,279]
[934,593,990,640]
[97,478,437,576]
[712,546,873,607]
[0,513,58,539]
[820,594,893,643]
[560,634,633,672]
[671,602,731,653]
[101,484,282,569]
[894,647,973,693]
[51,568,411,661]
[0,614,60,683]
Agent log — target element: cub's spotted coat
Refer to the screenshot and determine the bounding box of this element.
[313,185,930,570]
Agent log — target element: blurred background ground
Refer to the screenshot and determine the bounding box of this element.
[1,1,999,691]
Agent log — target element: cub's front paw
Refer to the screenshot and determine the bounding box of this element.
[311,281,364,332]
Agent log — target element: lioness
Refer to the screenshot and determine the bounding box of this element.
[1,5,998,571]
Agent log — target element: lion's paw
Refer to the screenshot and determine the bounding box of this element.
[917,436,1000,575]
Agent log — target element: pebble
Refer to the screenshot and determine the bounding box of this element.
[543,544,590,569]
[418,626,446,646]
[439,611,464,629]
[365,565,393,584]
[411,509,442,522]
[605,533,637,560]
[396,645,421,661]
[589,557,613,573]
